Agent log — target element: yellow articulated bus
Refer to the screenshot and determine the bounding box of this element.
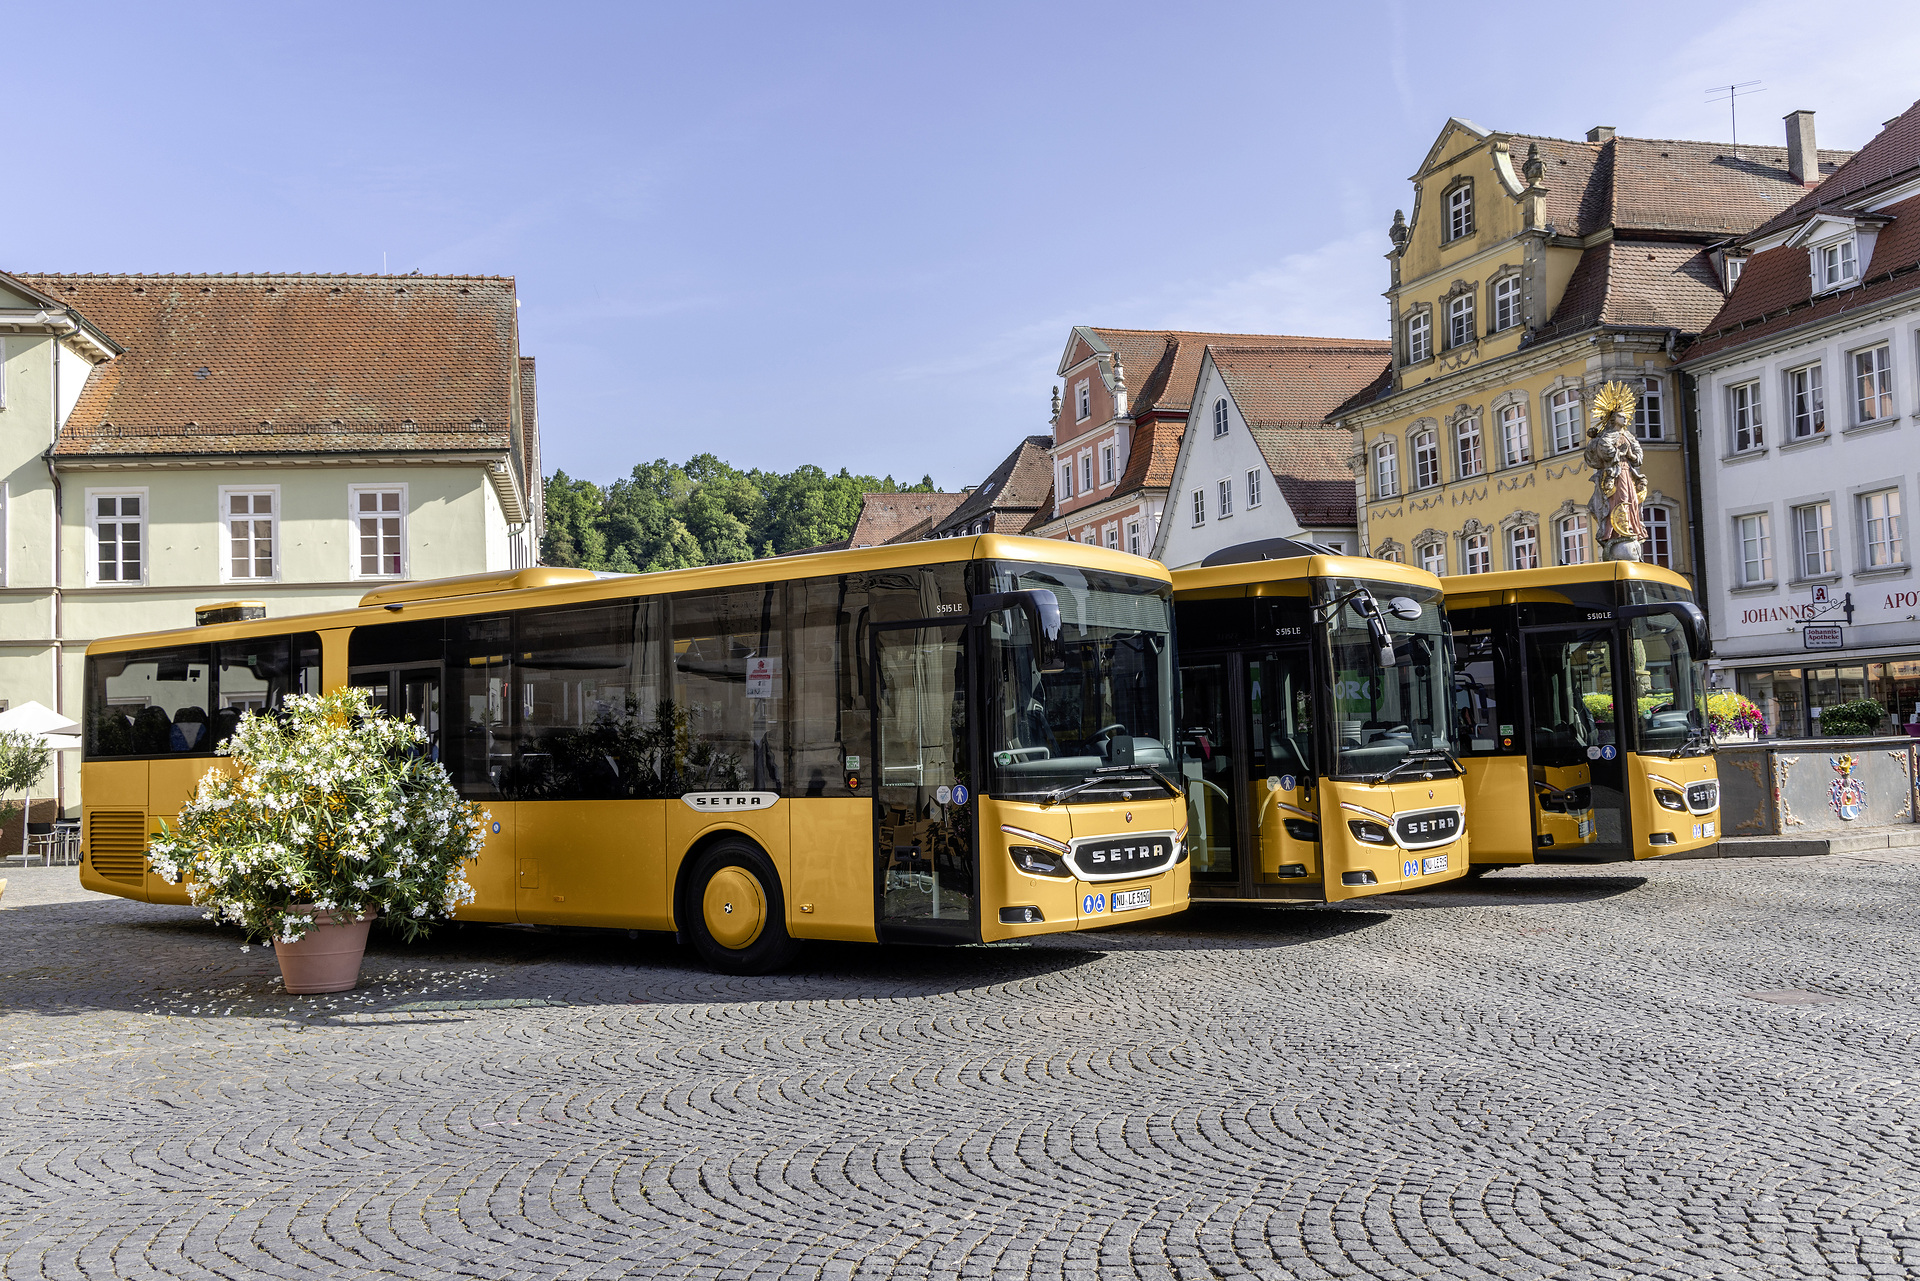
[78,536,1190,972]
[1441,561,1719,867]
[1170,539,1469,903]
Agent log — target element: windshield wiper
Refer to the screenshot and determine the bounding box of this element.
[1039,764,1182,807]
[1369,748,1460,786]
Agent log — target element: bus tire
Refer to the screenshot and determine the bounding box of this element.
[685,839,801,975]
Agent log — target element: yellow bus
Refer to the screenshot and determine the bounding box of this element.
[77,536,1190,972]
[1441,562,1719,867]
[1171,539,1469,902]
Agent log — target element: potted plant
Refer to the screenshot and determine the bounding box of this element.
[1706,691,1769,743]
[1818,699,1888,738]
[149,687,486,993]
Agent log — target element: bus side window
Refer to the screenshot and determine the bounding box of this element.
[448,616,512,801]
[671,585,782,794]
[1454,630,1500,753]
[84,645,215,758]
[789,575,862,798]
[514,600,655,800]
[212,634,322,748]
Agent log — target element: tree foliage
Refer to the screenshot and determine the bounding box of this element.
[0,729,50,828]
[542,456,937,572]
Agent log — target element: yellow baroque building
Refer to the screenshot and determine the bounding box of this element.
[1333,117,1849,579]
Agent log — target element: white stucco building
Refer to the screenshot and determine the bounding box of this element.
[1152,343,1388,567]
[1680,105,1920,736]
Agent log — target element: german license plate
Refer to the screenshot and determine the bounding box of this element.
[1578,816,1595,838]
[1693,821,1716,840]
[1109,888,1151,913]
[1421,854,1448,876]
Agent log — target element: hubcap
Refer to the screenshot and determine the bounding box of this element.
[702,866,766,950]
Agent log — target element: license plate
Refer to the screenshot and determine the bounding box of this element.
[1693,821,1716,840]
[1578,816,1595,838]
[1421,854,1448,876]
[1109,888,1151,913]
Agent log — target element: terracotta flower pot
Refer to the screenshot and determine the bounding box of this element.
[273,907,377,994]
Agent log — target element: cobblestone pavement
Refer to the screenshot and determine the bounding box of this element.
[2,853,1918,1280]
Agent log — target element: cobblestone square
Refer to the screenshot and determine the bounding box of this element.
[2,854,1916,1280]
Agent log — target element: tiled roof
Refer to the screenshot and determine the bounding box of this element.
[846,492,968,547]
[1083,328,1366,417]
[1685,190,1920,363]
[1019,490,1055,535]
[1750,99,1920,238]
[518,356,544,535]
[1248,426,1358,528]
[1531,241,1729,344]
[1209,344,1391,430]
[1114,420,1185,493]
[936,435,1054,535]
[18,274,524,460]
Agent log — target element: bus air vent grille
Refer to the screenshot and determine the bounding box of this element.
[88,811,149,883]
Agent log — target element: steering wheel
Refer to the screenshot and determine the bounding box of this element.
[1095,723,1129,740]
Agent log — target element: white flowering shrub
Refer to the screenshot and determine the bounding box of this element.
[149,686,485,948]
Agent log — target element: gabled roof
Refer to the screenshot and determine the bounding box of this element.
[1248,426,1359,529]
[846,491,968,547]
[1113,419,1184,493]
[1529,240,1729,343]
[20,273,524,460]
[936,435,1054,535]
[1070,328,1355,418]
[1750,99,1920,239]
[1685,189,1920,363]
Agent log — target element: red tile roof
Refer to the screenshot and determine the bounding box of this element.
[1750,99,1920,239]
[847,492,968,547]
[935,435,1054,536]
[19,274,526,461]
[1248,426,1359,528]
[1531,241,1729,343]
[1083,328,1371,417]
[1685,190,1920,363]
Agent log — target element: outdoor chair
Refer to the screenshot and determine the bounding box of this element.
[24,823,58,866]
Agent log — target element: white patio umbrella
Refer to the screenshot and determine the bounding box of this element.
[0,701,79,860]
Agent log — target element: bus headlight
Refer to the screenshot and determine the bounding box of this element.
[1348,819,1392,845]
[1174,827,1190,864]
[1008,845,1071,878]
[1654,788,1687,812]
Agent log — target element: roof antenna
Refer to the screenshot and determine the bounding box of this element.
[382,251,388,275]
[1705,81,1765,146]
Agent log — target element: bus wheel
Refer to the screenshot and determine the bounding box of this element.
[687,840,801,974]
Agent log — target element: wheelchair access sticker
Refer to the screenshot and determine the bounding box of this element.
[1082,893,1106,914]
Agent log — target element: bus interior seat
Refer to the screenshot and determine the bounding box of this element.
[169,707,208,752]
[132,707,173,754]
[211,707,243,744]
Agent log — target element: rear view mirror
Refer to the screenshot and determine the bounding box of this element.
[971,588,1065,671]
[1386,596,1424,622]
[1618,601,1713,660]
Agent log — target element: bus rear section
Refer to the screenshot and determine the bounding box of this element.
[79,540,1187,972]
[1444,562,1719,866]
[1172,542,1469,904]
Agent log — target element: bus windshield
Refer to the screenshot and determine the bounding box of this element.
[984,561,1176,802]
[1629,610,1709,755]
[1321,578,1457,779]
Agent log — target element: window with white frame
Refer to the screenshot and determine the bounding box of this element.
[353,487,406,577]
[1191,488,1206,526]
[1499,403,1530,466]
[1247,469,1262,509]
[1492,276,1520,332]
[1446,182,1473,240]
[1817,238,1857,290]
[1127,520,1141,556]
[1508,523,1539,569]
[1075,380,1090,421]
[1379,544,1404,563]
[1463,532,1491,574]
[1645,506,1672,568]
[1213,398,1229,437]
[1853,344,1893,422]
[1080,453,1093,493]
[1412,427,1440,489]
[1447,293,1475,348]
[1737,512,1772,584]
[1794,502,1834,577]
[1557,513,1589,565]
[1455,416,1484,478]
[1548,388,1581,452]
[1082,530,1096,545]
[92,491,145,584]
[1788,364,1825,438]
[1101,444,1115,485]
[1405,310,1431,364]
[1104,525,1119,550]
[224,489,277,580]
[1060,462,1074,500]
[1217,478,1233,519]
[1725,255,1745,290]
[1863,489,1903,566]
[1634,378,1665,441]
[1374,439,1399,497]
[1730,381,1763,451]
[1418,542,1446,575]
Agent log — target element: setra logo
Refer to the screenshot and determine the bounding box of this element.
[681,792,780,812]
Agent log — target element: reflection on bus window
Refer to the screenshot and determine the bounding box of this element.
[1321,579,1456,778]
[1628,613,1707,753]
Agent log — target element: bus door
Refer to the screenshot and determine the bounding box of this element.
[871,621,976,944]
[1520,627,1629,858]
[1179,647,1319,899]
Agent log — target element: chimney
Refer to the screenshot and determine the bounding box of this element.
[1786,110,1817,184]
[1586,126,1615,143]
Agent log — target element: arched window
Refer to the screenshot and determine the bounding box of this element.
[1418,542,1446,575]
[1645,506,1672,568]
[1374,439,1399,498]
[1558,513,1590,565]
[1492,275,1521,332]
[1455,416,1484,478]
[1463,532,1491,574]
[1548,388,1582,452]
[1405,310,1431,364]
[1499,403,1531,466]
[1447,293,1475,348]
[1508,524,1539,570]
[1446,182,1474,241]
[1412,428,1440,489]
[1213,398,1230,437]
[1634,377,1666,441]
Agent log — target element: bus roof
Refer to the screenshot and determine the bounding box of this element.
[1171,553,1443,598]
[86,534,1169,657]
[1437,560,1693,600]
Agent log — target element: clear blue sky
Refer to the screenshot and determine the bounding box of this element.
[8,2,1914,490]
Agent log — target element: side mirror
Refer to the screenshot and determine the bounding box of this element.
[1357,595,1399,667]
[972,588,1065,671]
[1618,601,1712,660]
[1386,596,1424,622]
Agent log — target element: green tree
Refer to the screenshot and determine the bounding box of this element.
[0,730,51,828]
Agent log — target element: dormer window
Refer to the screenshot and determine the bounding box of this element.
[1817,238,1857,290]
[1724,255,1746,292]
[1446,182,1474,241]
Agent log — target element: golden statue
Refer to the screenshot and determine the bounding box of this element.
[1584,381,1650,560]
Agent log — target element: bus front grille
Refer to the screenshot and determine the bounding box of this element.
[87,811,149,883]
